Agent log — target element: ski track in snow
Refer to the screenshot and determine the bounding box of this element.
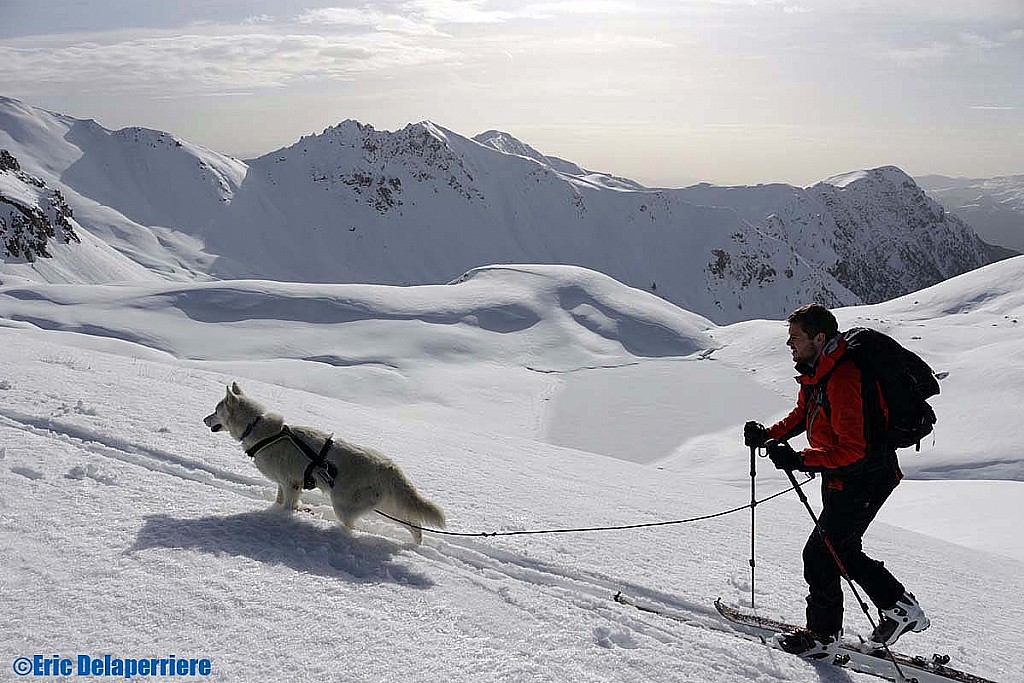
[0,403,712,622]
[0,400,875,681]
[0,409,269,498]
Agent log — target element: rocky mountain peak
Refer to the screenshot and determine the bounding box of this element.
[768,166,1005,304]
[1,148,20,172]
[1,149,80,261]
[262,118,483,214]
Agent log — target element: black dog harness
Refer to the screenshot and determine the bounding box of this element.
[244,421,338,490]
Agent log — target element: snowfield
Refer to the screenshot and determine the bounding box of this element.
[1,260,1022,682]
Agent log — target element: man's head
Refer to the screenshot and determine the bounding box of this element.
[786,304,838,366]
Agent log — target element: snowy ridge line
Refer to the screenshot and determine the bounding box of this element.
[373,475,815,537]
[523,360,642,374]
[0,409,271,500]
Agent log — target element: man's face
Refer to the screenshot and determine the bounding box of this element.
[787,322,825,365]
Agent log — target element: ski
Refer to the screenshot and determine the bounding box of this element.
[713,598,999,683]
[612,592,997,683]
[613,591,696,624]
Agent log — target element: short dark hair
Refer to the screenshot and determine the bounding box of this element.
[787,304,839,339]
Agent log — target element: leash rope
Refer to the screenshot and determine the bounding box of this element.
[373,475,815,538]
[245,420,815,540]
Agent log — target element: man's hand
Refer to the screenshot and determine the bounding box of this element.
[743,421,768,448]
[765,439,803,471]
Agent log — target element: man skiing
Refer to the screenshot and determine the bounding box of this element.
[744,304,929,659]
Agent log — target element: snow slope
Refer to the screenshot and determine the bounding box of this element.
[473,129,646,191]
[0,148,162,284]
[2,258,1022,682]
[0,95,241,281]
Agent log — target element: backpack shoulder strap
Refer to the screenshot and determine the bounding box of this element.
[809,337,888,448]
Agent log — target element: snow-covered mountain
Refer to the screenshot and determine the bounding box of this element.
[0,96,1009,322]
[673,168,1012,306]
[472,129,645,191]
[0,146,164,283]
[0,96,239,282]
[916,173,1024,253]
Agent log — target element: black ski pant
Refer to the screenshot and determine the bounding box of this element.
[803,470,906,635]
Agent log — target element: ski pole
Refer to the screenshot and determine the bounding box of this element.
[749,444,757,609]
[780,462,915,683]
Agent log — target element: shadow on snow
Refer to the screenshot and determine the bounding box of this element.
[129,509,436,588]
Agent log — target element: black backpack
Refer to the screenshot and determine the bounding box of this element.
[837,327,941,451]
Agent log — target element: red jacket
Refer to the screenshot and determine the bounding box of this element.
[766,336,889,471]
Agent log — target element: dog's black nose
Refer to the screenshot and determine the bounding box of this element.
[210,425,222,432]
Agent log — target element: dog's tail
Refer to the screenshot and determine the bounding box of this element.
[381,469,446,544]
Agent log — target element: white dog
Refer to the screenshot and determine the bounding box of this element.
[204,382,446,543]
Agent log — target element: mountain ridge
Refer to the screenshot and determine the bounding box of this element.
[0,96,1011,322]
[915,173,1024,253]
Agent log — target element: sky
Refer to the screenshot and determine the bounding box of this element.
[1,0,1023,186]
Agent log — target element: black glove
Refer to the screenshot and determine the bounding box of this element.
[744,421,768,448]
[765,439,803,471]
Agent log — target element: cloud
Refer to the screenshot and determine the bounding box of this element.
[360,0,642,25]
[882,25,1019,66]
[0,0,684,98]
[546,32,674,52]
[887,42,953,64]
[296,6,444,35]
[958,32,1002,49]
[741,0,813,12]
[297,7,378,26]
[0,31,457,95]
[519,1,639,16]
[825,0,1024,22]
[407,0,517,24]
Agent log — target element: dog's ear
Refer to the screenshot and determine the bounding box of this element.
[230,381,243,396]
